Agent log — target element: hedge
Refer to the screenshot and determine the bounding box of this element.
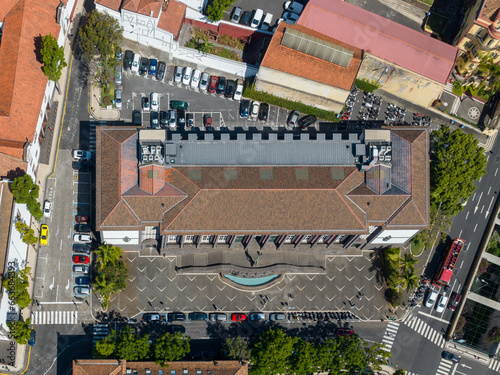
[243,86,339,122]
[355,78,380,93]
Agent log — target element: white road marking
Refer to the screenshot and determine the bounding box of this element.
[495,168,498,176]
[417,311,450,324]
[474,224,478,232]
[488,187,492,194]
[465,211,469,220]
[458,230,462,238]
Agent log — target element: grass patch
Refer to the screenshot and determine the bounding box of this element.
[418,0,433,5]
[411,240,425,257]
[355,79,380,93]
[218,34,245,50]
[101,82,115,108]
[424,13,448,35]
[243,85,339,122]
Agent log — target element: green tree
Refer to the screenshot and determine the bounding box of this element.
[400,271,419,293]
[388,287,404,307]
[15,222,38,245]
[93,244,128,308]
[223,336,250,361]
[400,253,419,274]
[7,318,32,345]
[289,339,318,375]
[315,339,342,374]
[40,33,67,81]
[11,175,39,204]
[249,329,296,375]
[3,268,32,309]
[94,335,116,357]
[336,336,369,373]
[115,327,150,361]
[154,332,191,367]
[95,244,121,266]
[394,370,406,375]
[205,0,235,22]
[364,341,391,371]
[431,127,487,216]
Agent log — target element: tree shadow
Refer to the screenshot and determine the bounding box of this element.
[33,35,43,66]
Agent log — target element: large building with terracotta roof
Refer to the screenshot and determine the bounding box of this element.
[256,0,458,111]
[96,126,429,253]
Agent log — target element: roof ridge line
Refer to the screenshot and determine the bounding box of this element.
[163,190,203,230]
[334,189,367,230]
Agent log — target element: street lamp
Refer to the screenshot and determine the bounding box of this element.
[93,94,101,106]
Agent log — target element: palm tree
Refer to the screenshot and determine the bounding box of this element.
[400,253,419,274]
[400,271,419,292]
[94,244,121,266]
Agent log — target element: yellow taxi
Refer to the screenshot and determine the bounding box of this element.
[40,224,49,245]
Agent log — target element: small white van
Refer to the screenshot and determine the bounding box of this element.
[261,13,273,31]
[251,9,264,28]
[132,53,140,74]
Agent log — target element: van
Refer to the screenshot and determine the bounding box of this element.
[115,89,122,109]
[260,13,273,31]
[132,53,141,74]
[251,9,264,28]
[150,92,159,111]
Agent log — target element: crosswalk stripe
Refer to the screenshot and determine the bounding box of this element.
[382,338,393,344]
[31,310,78,325]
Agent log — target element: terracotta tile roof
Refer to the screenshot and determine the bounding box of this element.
[122,0,162,18]
[0,0,20,21]
[95,0,123,12]
[0,0,61,158]
[298,0,457,84]
[139,165,165,195]
[157,0,186,37]
[73,360,248,375]
[482,0,500,20]
[261,22,362,91]
[0,152,27,179]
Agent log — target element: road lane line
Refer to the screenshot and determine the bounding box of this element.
[460,260,464,269]
[474,224,478,232]
[488,187,492,194]
[467,243,470,251]
[496,168,498,176]
[417,311,450,324]
[458,230,462,238]
[465,211,469,220]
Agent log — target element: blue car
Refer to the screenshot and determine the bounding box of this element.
[149,59,157,76]
[75,276,90,285]
[240,100,250,118]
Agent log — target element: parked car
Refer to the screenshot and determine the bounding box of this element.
[188,312,208,321]
[231,313,247,321]
[240,11,252,26]
[160,111,168,127]
[43,200,52,217]
[199,72,210,91]
[425,290,438,308]
[115,89,122,109]
[442,351,460,363]
[73,244,91,254]
[251,101,260,118]
[251,9,264,28]
[182,67,192,85]
[115,66,122,85]
[250,312,266,321]
[168,325,186,334]
[74,224,91,233]
[269,313,287,321]
[298,115,317,128]
[156,61,166,80]
[191,69,201,88]
[186,113,194,127]
[240,100,250,117]
[123,50,133,70]
[258,103,269,121]
[72,150,91,161]
[72,161,90,171]
[177,109,185,126]
[233,81,243,101]
[337,328,354,336]
[74,286,91,296]
[287,110,300,127]
[142,97,150,112]
[231,7,242,23]
[139,57,149,75]
[261,13,273,31]
[28,330,36,346]
[170,100,188,110]
[150,111,159,129]
[72,255,90,264]
[132,53,141,73]
[208,76,218,93]
[435,295,448,313]
[148,58,157,76]
[168,312,186,322]
[73,265,89,274]
[75,276,90,285]
[225,79,236,98]
[168,110,176,129]
[216,76,226,94]
[283,11,300,25]
[174,66,183,83]
[285,1,304,14]
[75,214,89,224]
[73,234,92,244]
[132,110,141,126]
[203,114,212,127]
[209,313,227,322]
[115,49,122,61]
[40,224,49,245]
[150,92,159,111]
[448,292,462,311]
[144,313,162,322]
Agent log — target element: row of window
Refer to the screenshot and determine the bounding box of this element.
[167,234,335,245]
[126,369,205,375]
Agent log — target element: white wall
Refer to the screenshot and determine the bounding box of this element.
[102,230,140,245]
[370,229,419,244]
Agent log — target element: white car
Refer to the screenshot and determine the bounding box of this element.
[190,70,201,89]
[199,72,210,91]
[174,66,183,83]
[131,53,140,74]
[233,81,244,101]
[115,89,122,109]
[285,1,304,14]
[43,200,52,217]
[251,9,264,28]
[261,13,273,31]
[74,286,91,296]
[435,295,449,313]
[72,150,91,161]
[150,92,159,111]
[182,67,192,85]
[73,234,92,243]
[251,101,260,118]
[425,290,438,308]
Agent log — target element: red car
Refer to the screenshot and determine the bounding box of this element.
[73,255,90,264]
[337,328,354,337]
[208,76,218,94]
[203,114,212,127]
[448,292,462,311]
[75,215,89,224]
[231,313,247,322]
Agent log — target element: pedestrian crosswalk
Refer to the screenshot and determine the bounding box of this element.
[89,122,97,152]
[436,358,454,375]
[381,321,400,352]
[31,310,78,325]
[489,359,500,372]
[403,314,445,347]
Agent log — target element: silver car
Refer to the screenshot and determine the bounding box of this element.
[209,313,227,322]
[199,72,210,91]
[115,66,122,85]
[73,265,89,274]
[174,66,183,83]
[115,89,122,109]
[74,286,90,296]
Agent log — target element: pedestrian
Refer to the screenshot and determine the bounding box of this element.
[91,107,95,112]
[350,305,355,309]
[49,127,53,131]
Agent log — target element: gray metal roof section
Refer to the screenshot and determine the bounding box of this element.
[164,137,362,166]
